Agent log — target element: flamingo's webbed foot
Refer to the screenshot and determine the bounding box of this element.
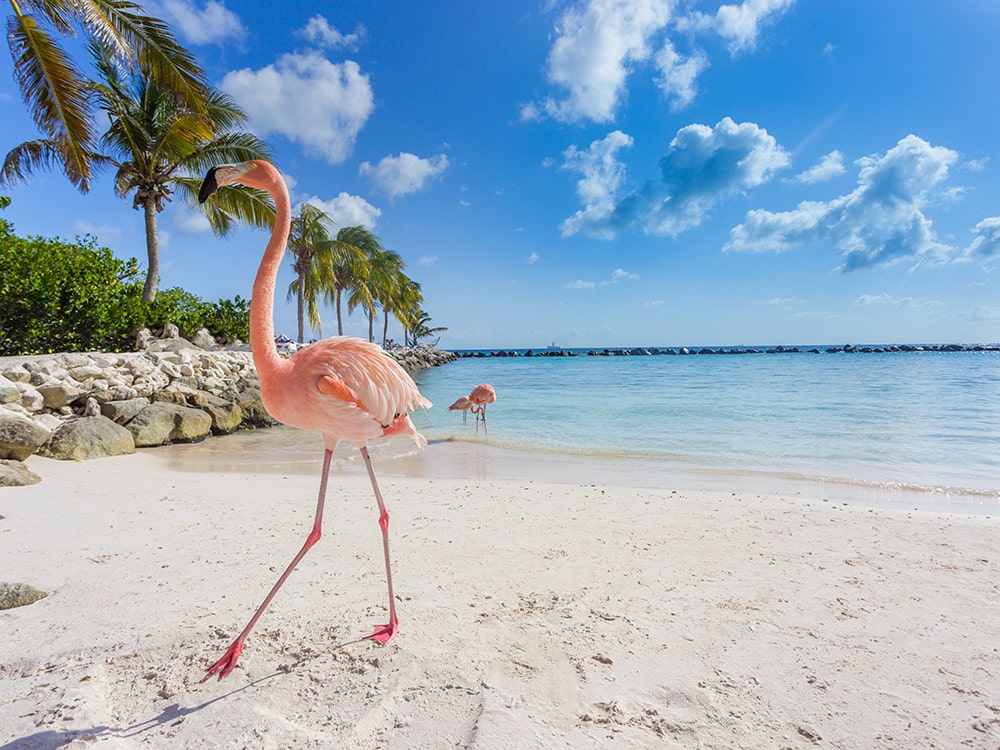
[202,639,244,682]
[367,617,399,645]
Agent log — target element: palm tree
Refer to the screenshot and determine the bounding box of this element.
[410,309,446,347]
[89,46,271,301]
[4,0,208,191]
[389,277,423,347]
[367,248,407,345]
[328,226,375,336]
[286,203,338,343]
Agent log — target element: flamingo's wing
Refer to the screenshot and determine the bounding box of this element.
[448,396,471,411]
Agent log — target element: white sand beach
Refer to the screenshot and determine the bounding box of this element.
[1,439,998,749]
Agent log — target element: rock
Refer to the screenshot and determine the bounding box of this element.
[36,382,85,409]
[145,337,201,353]
[100,397,150,425]
[32,413,63,432]
[127,402,212,446]
[0,375,20,404]
[17,384,45,412]
[38,416,136,460]
[0,364,30,383]
[163,323,180,338]
[152,390,189,406]
[0,582,47,610]
[194,392,244,434]
[191,328,217,349]
[0,412,52,460]
[0,459,41,487]
[135,327,154,349]
[234,387,273,427]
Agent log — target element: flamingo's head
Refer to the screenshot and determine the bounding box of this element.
[198,160,267,203]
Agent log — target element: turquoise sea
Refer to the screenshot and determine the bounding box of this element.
[180,346,999,516]
[399,347,1000,512]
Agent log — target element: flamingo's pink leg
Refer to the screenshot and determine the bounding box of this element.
[360,446,399,644]
[203,449,334,681]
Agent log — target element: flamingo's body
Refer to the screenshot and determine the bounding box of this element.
[447,395,473,423]
[198,160,430,681]
[450,384,495,433]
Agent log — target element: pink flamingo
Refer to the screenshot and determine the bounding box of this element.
[447,394,473,423]
[468,384,496,434]
[198,160,431,681]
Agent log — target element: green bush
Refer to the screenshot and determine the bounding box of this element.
[0,215,249,355]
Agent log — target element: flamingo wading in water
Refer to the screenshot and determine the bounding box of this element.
[468,384,496,433]
[198,160,431,681]
[447,394,473,423]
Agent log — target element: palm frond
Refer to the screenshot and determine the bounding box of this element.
[6,12,96,189]
[78,0,209,110]
[175,177,275,235]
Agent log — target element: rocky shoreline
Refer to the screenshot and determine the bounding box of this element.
[459,342,1000,358]
[0,327,457,487]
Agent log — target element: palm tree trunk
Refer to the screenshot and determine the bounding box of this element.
[382,313,389,347]
[367,308,374,342]
[142,197,160,302]
[296,283,305,343]
[336,288,344,335]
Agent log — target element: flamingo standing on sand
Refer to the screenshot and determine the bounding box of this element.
[198,160,431,681]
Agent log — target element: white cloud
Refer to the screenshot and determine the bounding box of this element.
[528,252,540,264]
[567,279,596,289]
[644,299,664,308]
[681,0,795,54]
[655,40,709,110]
[855,293,941,310]
[559,130,635,239]
[792,150,845,184]
[963,216,1000,263]
[170,206,213,235]
[645,117,790,235]
[726,134,959,270]
[559,118,788,240]
[157,0,244,45]
[537,0,674,123]
[418,255,439,266]
[221,52,374,165]
[611,267,639,280]
[298,16,364,48]
[359,152,449,198]
[301,192,381,230]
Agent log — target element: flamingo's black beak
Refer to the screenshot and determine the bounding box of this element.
[198,167,221,204]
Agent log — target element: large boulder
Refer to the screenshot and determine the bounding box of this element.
[0,459,41,487]
[100,397,150,425]
[0,411,51,460]
[189,390,243,433]
[36,382,84,409]
[126,402,212,446]
[234,387,273,427]
[0,583,47,610]
[39,416,136,460]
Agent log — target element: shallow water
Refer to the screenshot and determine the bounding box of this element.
[161,348,1000,516]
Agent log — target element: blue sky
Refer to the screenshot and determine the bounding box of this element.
[2,0,999,348]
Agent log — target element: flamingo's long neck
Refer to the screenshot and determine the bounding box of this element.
[250,165,291,377]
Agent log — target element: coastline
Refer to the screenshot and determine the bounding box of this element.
[2,444,999,748]
[156,427,1000,517]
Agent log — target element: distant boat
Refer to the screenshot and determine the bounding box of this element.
[545,342,563,352]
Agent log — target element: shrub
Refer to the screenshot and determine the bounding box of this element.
[0,215,249,354]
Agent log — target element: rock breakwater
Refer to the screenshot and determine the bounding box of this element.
[0,330,456,484]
